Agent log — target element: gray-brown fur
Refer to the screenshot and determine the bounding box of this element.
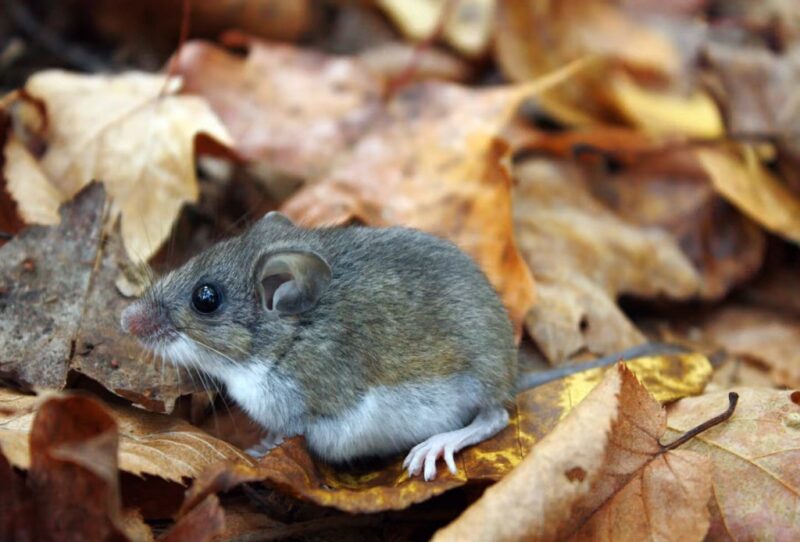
[139,213,517,418]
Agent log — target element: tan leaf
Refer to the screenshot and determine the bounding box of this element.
[703,305,800,389]
[435,365,712,542]
[376,0,495,57]
[0,388,255,483]
[3,137,61,225]
[4,70,233,261]
[666,389,800,540]
[697,145,800,245]
[513,157,700,360]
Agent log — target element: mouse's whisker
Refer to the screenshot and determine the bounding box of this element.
[187,335,241,366]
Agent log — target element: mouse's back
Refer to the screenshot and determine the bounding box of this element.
[267,223,518,412]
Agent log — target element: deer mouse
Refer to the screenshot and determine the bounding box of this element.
[121,212,683,481]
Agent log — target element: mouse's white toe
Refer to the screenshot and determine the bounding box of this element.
[403,406,509,481]
[245,433,285,458]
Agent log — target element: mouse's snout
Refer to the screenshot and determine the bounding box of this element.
[120,301,173,341]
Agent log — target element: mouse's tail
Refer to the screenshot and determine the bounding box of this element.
[515,342,690,394]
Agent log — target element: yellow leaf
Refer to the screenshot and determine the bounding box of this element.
[376,0,495,57]
[5,71,233,261]
[697,145,800,244]
[610,74,724,138]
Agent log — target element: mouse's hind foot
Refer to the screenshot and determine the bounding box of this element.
[403,406,509,481]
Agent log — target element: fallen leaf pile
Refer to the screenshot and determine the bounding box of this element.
[1,0,799,540]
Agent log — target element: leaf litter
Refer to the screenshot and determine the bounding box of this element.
[1,0,800,540]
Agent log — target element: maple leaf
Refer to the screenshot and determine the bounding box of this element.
[666,388,800,539]
[4,70,233,262]
[434,364,713,542]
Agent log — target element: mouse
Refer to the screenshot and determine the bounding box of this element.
[121,211,684,481]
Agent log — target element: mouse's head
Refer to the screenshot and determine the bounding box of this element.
[120,212,332,373]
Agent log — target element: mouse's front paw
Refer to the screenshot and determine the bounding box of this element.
[245,433,285,458]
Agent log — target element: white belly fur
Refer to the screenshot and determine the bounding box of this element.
[164,336,487,461]
[305,374,485,462]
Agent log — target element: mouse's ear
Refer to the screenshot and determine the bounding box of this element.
[258,211,294,228]
[255,250,331,315]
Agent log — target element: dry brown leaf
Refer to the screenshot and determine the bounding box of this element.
[178,353,709,514]
[159,495,224,542]
[589,148,766,299]
[512,157,700,361]
[697,145,800,245]
[87,0,312,59]
[705,42,800,140]
[280,68,593,332]
[702,305,800,389]
[376,0,495,57]
[0,183,194,409]
[495,0,696,126]
[435,364,712,542]
[0,388,255,483]
[0,393,142,541]
[666,389,800,539]
[4,70,233,262]
[0,183,107,390]
[175,36,383,180]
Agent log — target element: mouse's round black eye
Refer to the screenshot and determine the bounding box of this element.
[192,283,221,314]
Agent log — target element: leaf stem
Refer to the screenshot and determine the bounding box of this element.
[659,392,739,453]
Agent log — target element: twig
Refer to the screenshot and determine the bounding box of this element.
[3,0,107,72]
[659,392,739,452]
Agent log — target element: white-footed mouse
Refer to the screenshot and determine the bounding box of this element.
[121,212,683,481]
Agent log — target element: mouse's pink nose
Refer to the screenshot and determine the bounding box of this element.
[121,303,170,339]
